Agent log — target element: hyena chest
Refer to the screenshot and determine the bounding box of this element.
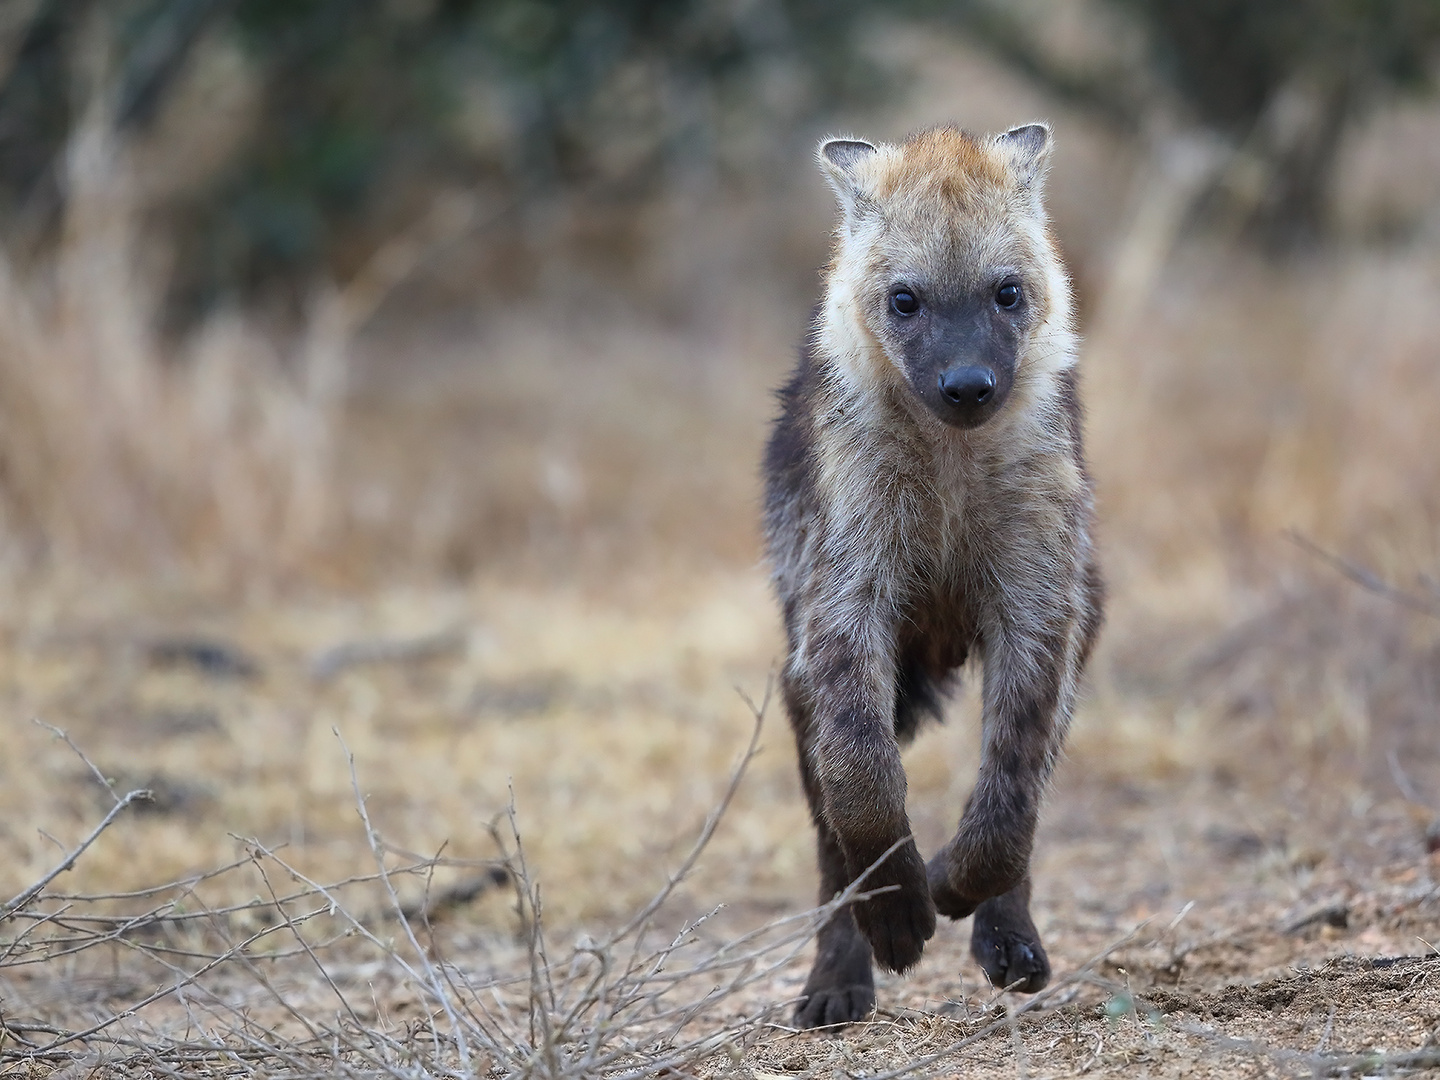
[887,462,993,672]
[898,566,984,671]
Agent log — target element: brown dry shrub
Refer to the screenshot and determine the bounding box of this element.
[0,121,342,581]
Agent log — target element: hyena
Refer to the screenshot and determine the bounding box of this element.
[763,124,1103,1028]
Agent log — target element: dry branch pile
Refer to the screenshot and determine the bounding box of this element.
[2,712,814,1078]
[5,708,1438,1080]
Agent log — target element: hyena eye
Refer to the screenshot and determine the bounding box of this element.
[996,281,1023,310]
[890,289,920,316]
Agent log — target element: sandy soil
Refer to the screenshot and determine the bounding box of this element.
[1,561,1436,1078]
[3,62,1439,1072]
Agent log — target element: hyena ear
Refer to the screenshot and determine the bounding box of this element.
[994,123,1052,190]
[818,137,878,210]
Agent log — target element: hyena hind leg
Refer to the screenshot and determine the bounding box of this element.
[795,820,877,1028]
[789,685,877,1029]
[969,875,1049,993]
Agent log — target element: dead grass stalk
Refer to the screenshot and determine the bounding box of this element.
[0,699,894,1079]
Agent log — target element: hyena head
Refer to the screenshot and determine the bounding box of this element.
[818,124,1071,430]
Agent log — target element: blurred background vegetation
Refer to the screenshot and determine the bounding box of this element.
[0,0,1438,584]
[1,0,1439,1003]
[4,0,1437,325]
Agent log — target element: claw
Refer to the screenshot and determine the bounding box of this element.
[795,984,876,1029]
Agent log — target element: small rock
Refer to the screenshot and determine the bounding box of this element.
[1279,900,1348,936]
[148,638,259,680]
[1202,825,1268,860]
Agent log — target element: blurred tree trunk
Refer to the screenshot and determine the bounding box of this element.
[950,0,1440,253]
[1240,78,1355,249]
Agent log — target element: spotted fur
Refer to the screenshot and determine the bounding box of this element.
[763,124,1104,1028]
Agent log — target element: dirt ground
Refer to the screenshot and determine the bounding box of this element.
[3,262,1440,1073]
[3,39,1440,1075]
[0,551,1437,1077]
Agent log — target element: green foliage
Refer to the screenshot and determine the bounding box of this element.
[1115,0,1440,243]
[1117,0,1440,133]
[0,0,84,225]
[0,0,895,315]
[943,0,1440,245]
[4,0,1433,294]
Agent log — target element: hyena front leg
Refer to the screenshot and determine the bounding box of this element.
[970,874,1049,992]
[927,618,1078,934]
[794,627,936,976]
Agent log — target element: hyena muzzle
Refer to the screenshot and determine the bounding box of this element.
[762,124,1104,1028]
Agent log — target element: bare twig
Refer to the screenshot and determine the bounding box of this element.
[1278,900,1349,936]
[2,788,150,918]
[1388,749,1428,806]
[391,867,509,923]
[33,718,123,803]
[0,695,1186,1080]
[1176,1018,1440,1078]
[608,683,769,945]
[1286,530,1440,619]
[309,626,468,681]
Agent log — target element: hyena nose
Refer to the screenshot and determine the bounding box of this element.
[939,365,996,408]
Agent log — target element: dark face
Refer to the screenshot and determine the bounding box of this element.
[882,274,1030,429]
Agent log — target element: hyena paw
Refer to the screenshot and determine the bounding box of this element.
[795,983,877,1029]
[971,917,1050,993]
[926,843,1026,920]
[927,855,981,919]
[850,840,936,973]
[795,923,876,1029]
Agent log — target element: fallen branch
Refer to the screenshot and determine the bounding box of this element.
[2,723,151,919]
[309,626,467,681]
[1277,899,1348,936]
[1175,1018,1440,1078]
[1287,530,1440,620]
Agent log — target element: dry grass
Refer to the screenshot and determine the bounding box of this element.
[1,706,851,1079]
[0,125,340,580]
[3,679,1438,1078]
[3,43,1440,1079]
